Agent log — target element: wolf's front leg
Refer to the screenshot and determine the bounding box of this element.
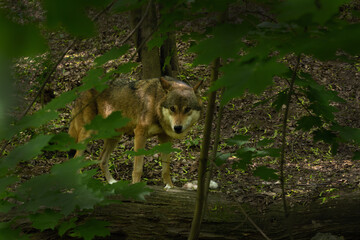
[132,127,146,184]
[161,152,174,188]
[132,155,144,183]
[158,134,174,188]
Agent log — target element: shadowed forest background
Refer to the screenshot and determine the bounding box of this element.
[0,0,360,239]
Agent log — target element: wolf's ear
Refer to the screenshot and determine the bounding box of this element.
[159,77,172,92]
[193,80,203,94]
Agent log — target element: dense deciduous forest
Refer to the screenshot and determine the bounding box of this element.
[0,0,360,239]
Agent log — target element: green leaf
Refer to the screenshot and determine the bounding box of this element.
[85,111,130,139]
[233,148,256,170]
[147,32,166,50]
[78,68,107,92]
[111,181,152,201]
[353,151,360,160]
[3,110,58,140]
[214,59,288,105]
[44,89,78,111]
[29,209,63,231]
[215,152,231,166]
[0,176,18,193]
[255,148,281,158]
[189,23,248,65]
[271,90,288,111]
[71,219,110,240]
[226,135,251,146]
[0,200,15,213]
[15,158,103,215]
[44,133,86,152]
[114,62,139,74]
[253,166,278,181]
[43,0,96,37]
[94,45,130,66]
[0,222,29,240]
[296,116,323,131]
[58,217,77,236]
[0,13,47,58]
[332,125,360,145]
[313,129,337,144]
[127,142,180,156]
[0,135,52,173]
[256,138,274,148]
[112,0,145,12]
[276,0,349,25]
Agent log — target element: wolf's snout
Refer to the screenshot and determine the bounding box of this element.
[174,125,183,134]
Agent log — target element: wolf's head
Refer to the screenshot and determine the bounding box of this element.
[159,77,202,139]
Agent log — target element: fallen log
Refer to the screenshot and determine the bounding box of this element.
[20,187,360,239]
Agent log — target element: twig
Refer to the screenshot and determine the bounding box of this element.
[233,204,272,240]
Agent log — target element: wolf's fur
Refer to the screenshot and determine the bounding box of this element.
[68,76,202,187]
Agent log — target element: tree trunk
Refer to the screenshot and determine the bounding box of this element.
[160,33,179,77]
[130,1,161,79]
[130,1,179,79]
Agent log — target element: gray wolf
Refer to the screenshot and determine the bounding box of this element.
[68,76,202,188]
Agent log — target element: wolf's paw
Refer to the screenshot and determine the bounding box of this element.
[108,178,118,185]
[164,184,174,190]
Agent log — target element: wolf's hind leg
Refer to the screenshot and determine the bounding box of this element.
[99,138,119,184]
[73,127,93,157]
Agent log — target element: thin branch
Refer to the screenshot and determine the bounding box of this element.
[188,58,220,240]
[280,54,301,240]
[202,88,224,219]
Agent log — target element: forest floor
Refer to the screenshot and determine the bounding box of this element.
[10,8,360,223]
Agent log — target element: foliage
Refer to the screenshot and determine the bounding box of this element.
[1,0,360,239]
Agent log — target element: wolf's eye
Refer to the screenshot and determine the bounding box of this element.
[170,106,176,112]
[184,107,191,113]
